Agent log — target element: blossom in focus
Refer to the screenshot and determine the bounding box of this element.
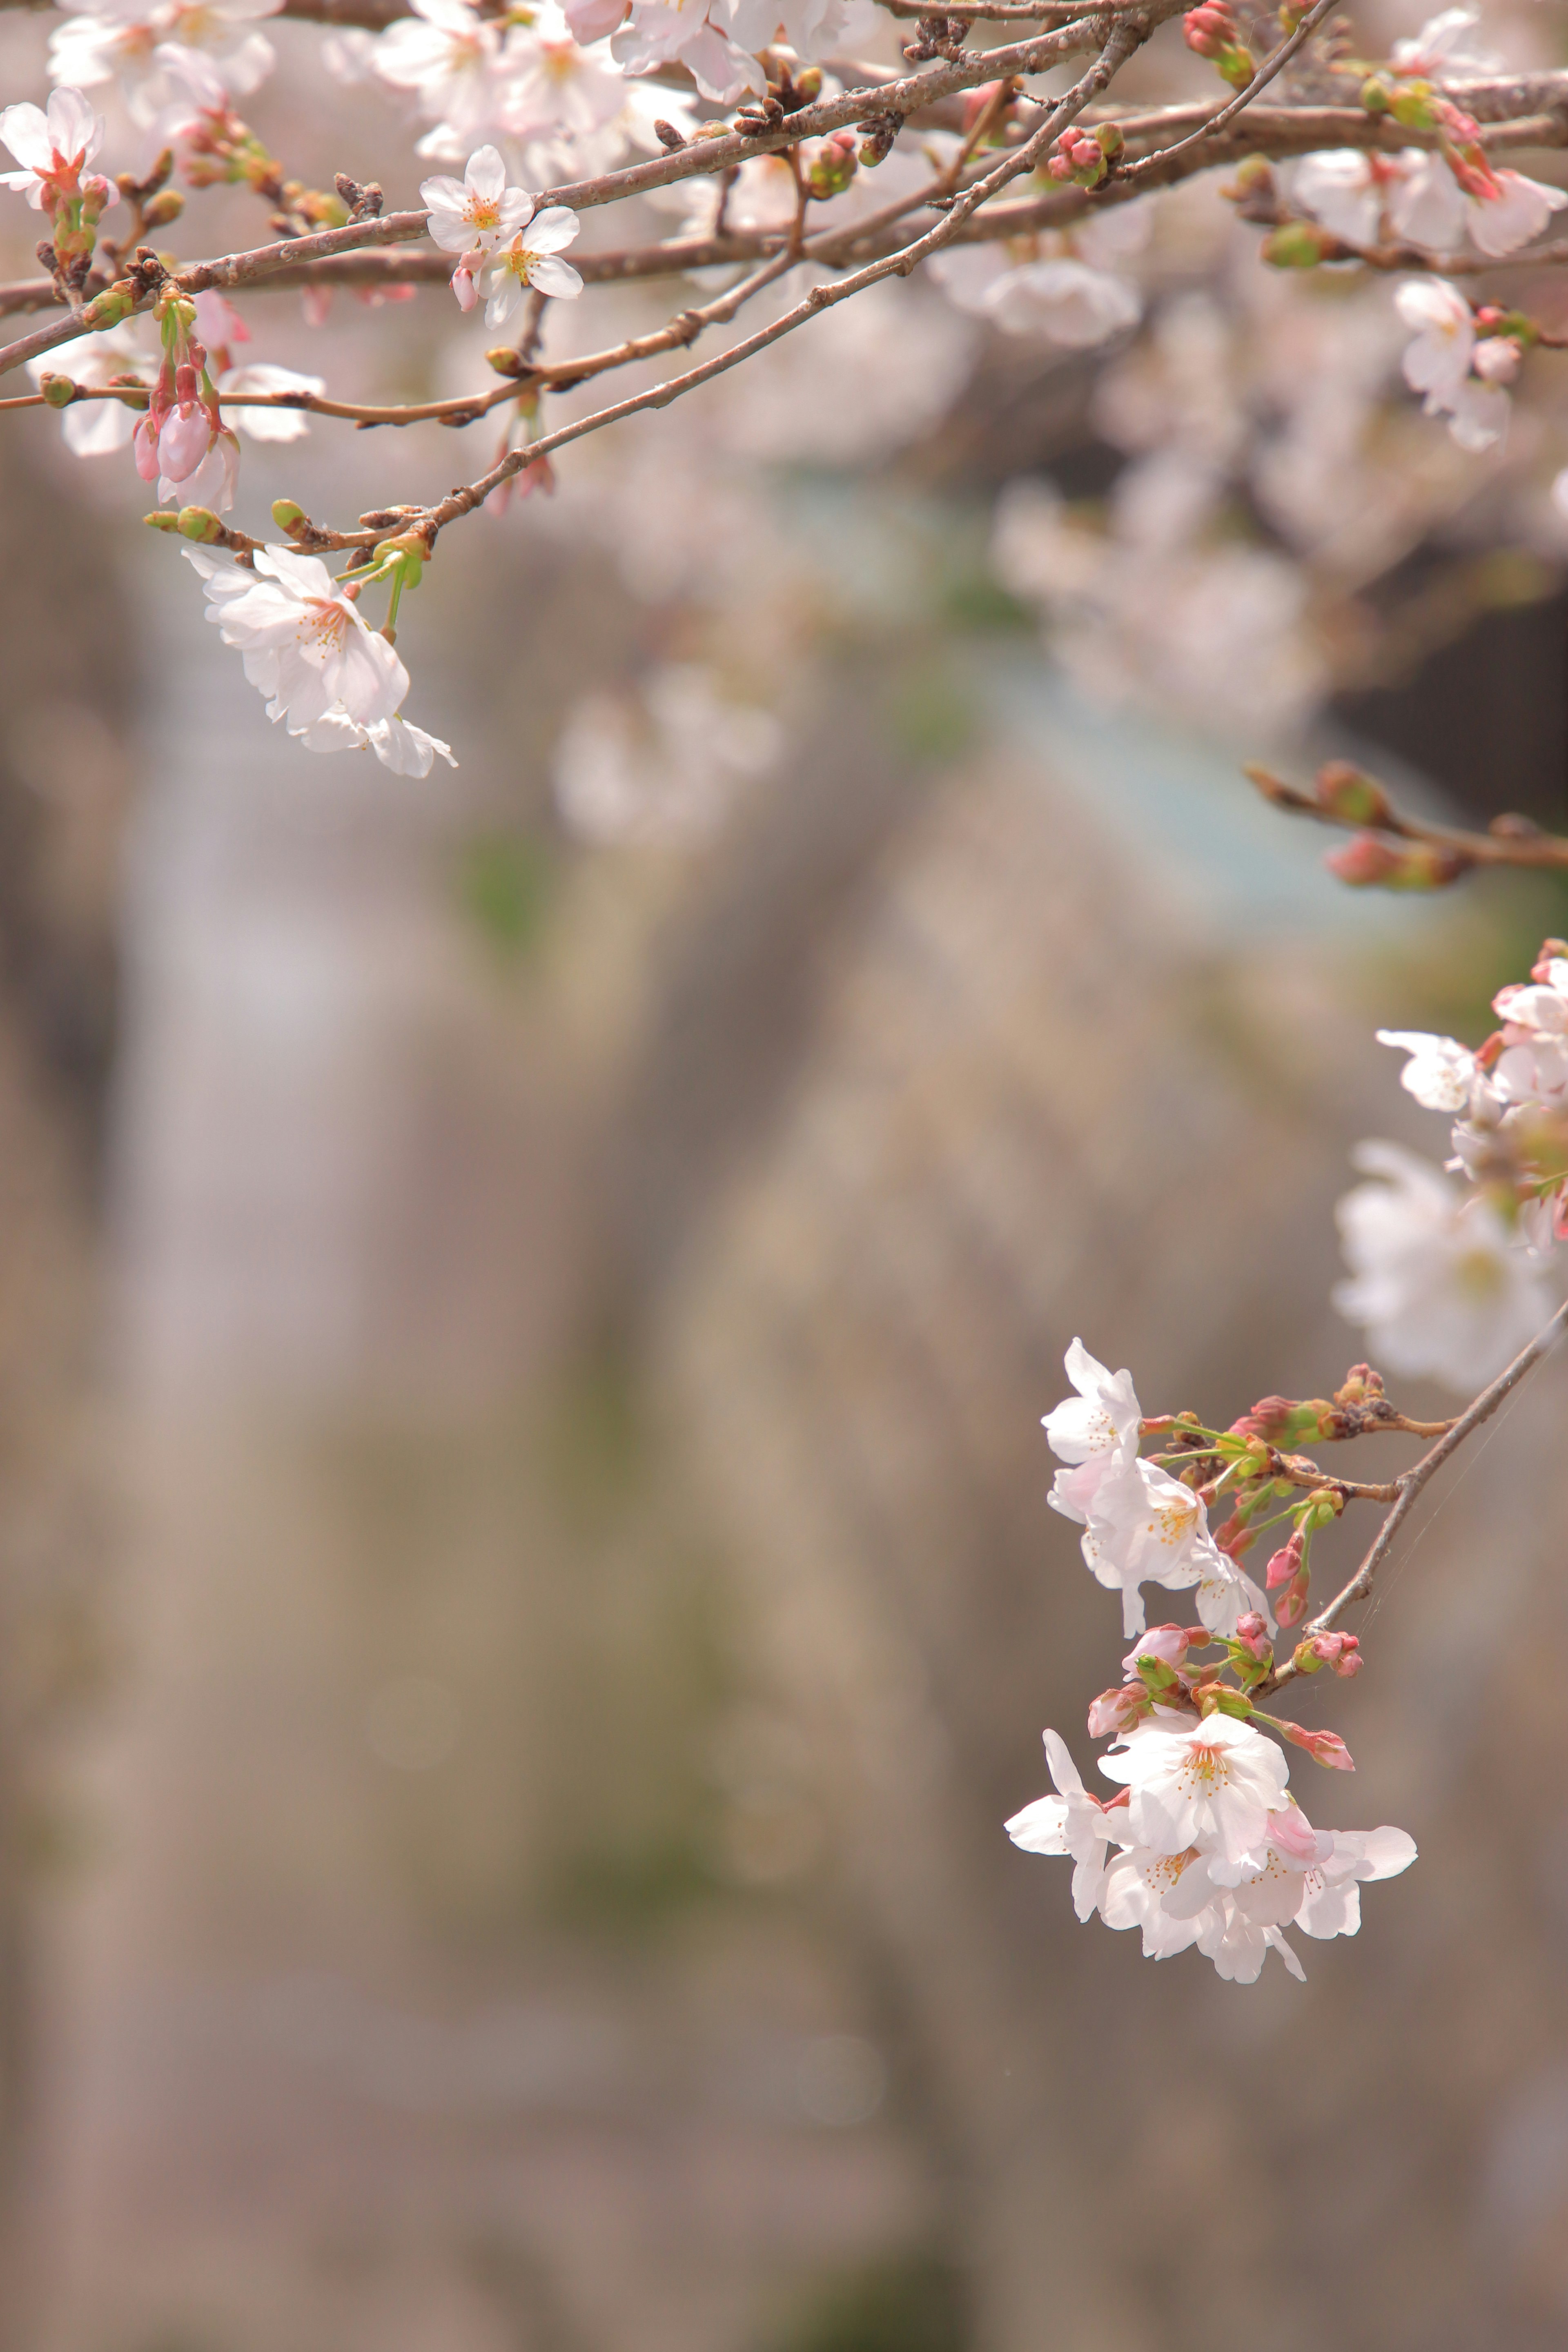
[980,258,1140,348]
[1041,1336,1141,1470]
[1376,1028,1477,1112]
[183,544,417,749]
[0,85,108,208]
[1003,1728,1117,1920]
[1333,1140,1555,1390]
[1099,1711,1288,1867]
[420,145,534,253]
[484,205,583,323]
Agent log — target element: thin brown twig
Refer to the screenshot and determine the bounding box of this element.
[1247,763,1568,873]
[1118,0,1345,182]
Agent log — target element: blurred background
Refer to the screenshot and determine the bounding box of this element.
[2,1,1568,2345]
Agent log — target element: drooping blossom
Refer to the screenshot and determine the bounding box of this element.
[183,546,455,773]
[1334,1140,1555,1390]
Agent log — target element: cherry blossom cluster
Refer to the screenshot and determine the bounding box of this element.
[4,0,1568,784]
[1337,939,1568,1390]
[1007,933,1568,1982]
[1009,1340,1418,1984]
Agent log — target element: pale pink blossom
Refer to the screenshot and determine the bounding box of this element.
[484,205,583,323]
[611,0,762,105]
[1004,1729,1118,1921]
[1334,1140,1555,1390]
[183,544,410,735]
[0,86,106,207]
[1376,1029,1477,1113]
[419,144,533,254]
[1098,1711,1289,1868]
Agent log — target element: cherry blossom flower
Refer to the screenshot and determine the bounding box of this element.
[1041,1337,1141,1481]
[1394,275,1509,451]
[375,0,512,158]
[183,545,422,755]
[484,205,583,323]
[726,0,875,62]
[420,145,533,254]
[1391,150,1568,263]
[1334,1140,1555,1389]
[0,85,107,208]
[1492,956,1568,1111]
[611,0,762,106]
[980,258,1140,348]
[1390,6,1498,81]
[500,4,625,143]
[1376,1028,1478,1112]
[1004,1729,1118,1920]
[1290,149,1412,249]
[49,0,281,114]
[26,319,154,454]
[216,363,327,443]
[293,708,457,775]
[1098,1711,1289,1867]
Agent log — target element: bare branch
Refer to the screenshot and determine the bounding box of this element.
[1118,0,1344,183]
[1247,763,1568,875]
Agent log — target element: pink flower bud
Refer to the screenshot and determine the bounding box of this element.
[450,252,482,312]
[1472,336,1522,386]
[1265,1531,1305,1592]
[1303,1630,1362,1677]
[1275,1568,1312,1629]
[1121,1623,1188,1673]
[1087,1683,1147,1738]
[132,413,162,482]
[1276,1720,1355,1770]
[1232,1611,1270,1661]
[157,401,214,483]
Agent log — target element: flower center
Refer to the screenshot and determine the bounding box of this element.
[465,194,501,229]
[299,597,351,655]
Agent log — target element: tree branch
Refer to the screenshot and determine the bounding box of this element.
[1256,1296,1568,1697]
